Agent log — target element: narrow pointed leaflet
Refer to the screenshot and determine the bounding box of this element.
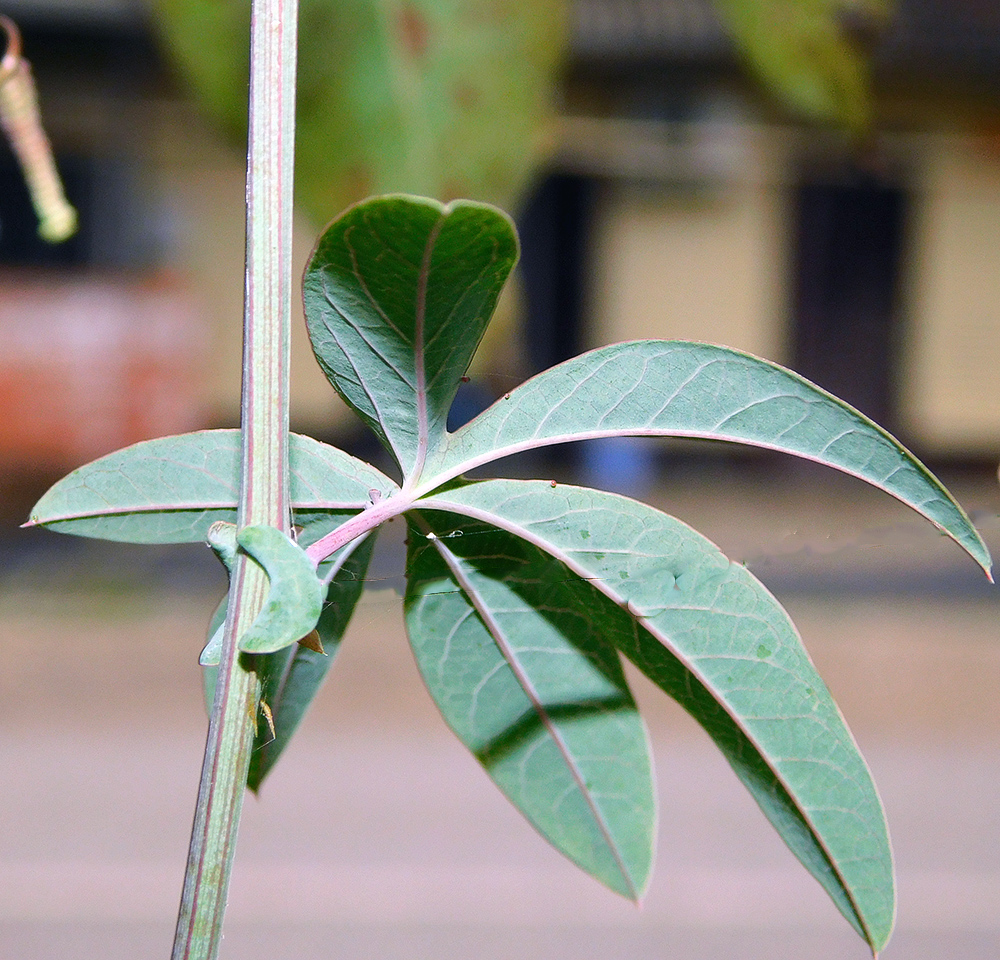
[405,513,655,900]
[303,195,518,481]
[433,341,990,574]
[248,530,376,790]
[201,522,378,789]
[27,430,398,543]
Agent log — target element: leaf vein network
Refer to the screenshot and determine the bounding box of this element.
[648,358,715,422]
[345,220,414,343]
[599,357,654,425]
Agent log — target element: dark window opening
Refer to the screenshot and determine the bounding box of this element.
[790,172,908,433]
[517,171,599,374]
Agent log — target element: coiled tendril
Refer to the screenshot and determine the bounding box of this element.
[0,16,77,243]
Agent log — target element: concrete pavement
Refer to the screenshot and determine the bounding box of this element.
[3,468,1000,958]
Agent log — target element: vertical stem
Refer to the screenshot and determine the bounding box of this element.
[172,1,297,958]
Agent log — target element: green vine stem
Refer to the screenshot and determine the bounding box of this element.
[171,0,298,957]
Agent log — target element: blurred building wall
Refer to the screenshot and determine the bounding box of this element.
[550,0,1000,462]
[587,126,787,363]
[903,133,1000,454]
[5,0,1000,478]
[578,121,1000,458]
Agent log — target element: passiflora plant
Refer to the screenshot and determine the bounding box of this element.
[28,195,990,956]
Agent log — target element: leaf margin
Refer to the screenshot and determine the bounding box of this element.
[302,193,519,482]
[25,429,398,543]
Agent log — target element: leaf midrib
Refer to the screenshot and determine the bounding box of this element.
[26,497,373,526]
[419,424,987,576]
[406,212,446,489]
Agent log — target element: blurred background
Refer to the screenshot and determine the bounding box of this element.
[1,0,999,957]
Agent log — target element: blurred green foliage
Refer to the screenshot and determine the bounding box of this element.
[153,0,888,223]
[152,0,568,223]
[713,0,891,131]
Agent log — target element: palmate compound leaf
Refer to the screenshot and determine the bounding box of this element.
[414,479,896,952]
[202,517,378,790]
[303,195,518,481]
[25,429,398,543]
[404,513,655,900]
[429,340,991,576]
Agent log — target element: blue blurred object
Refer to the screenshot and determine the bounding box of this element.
[577,436,658,499]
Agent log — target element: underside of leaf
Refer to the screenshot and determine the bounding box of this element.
[404,512,655,900]
[414,480,895,951]
[248,529,377,790]
[432,340,990,576]
[25,430,396,543]
[201,519,377,788]
[303,195,518,481]
[233,525,326,655]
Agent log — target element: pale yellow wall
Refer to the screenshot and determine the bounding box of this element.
[152,102,354,434]
[901,134,1000,455]
[588,131,788,365]
[155,105,1000,458]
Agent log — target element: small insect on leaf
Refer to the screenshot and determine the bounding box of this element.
[259,699,276,744]
[297,629,325,655]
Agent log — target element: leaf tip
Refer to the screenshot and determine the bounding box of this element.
[614,864,649,906]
